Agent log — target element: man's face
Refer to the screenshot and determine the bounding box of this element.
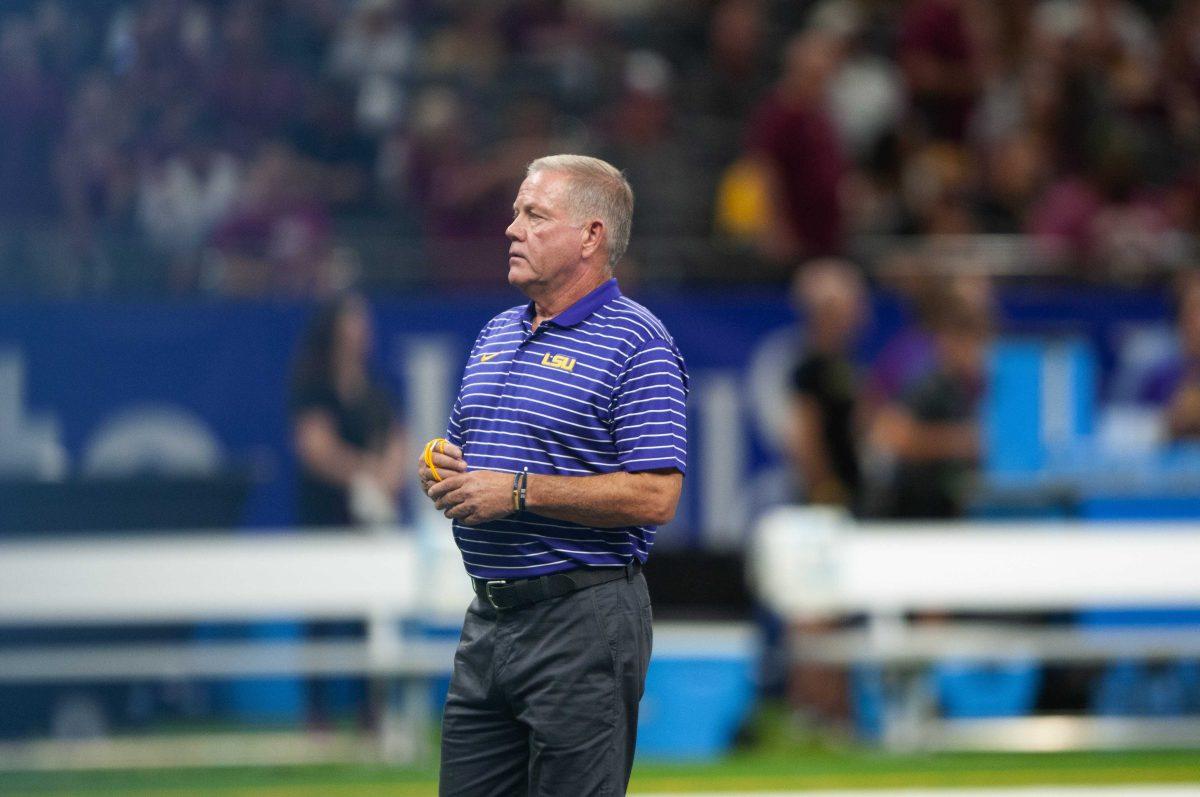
[505,170,585,293]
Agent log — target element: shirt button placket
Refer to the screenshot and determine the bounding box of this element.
[510,320,546,389]
[501,321,535,404]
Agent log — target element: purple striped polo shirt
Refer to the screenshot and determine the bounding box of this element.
[445,278,688,579]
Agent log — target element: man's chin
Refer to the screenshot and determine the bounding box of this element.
[507,265,531,289]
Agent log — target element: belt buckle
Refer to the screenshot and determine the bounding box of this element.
[484,580,506,609]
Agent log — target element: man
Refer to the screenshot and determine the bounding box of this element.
[418,154,688,796]
[786,259,869,512]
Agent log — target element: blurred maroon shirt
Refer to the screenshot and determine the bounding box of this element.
[744,92,846,256]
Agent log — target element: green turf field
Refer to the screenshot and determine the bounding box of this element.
[3,749,1199,796]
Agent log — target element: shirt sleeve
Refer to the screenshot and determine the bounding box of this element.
[611,339,689,474]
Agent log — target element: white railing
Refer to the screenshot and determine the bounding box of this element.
[0,526,472,764]
[0,527,756,769]
[749,507,1200,751]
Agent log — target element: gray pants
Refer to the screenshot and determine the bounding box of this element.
[439,571,653,797]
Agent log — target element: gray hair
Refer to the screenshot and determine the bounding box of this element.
[526,154,634,270]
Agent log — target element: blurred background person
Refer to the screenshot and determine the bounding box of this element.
[782,257,870,732]
[740,30,848,270]
[209,142,343,297]
[868,280,995,519]
[289,293,406,730]
[326,0,414,136]
[785,258,870,513]
[290,293,406,530]
[896,0,981,144]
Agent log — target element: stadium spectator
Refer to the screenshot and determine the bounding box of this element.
[741,30,848,267]
[1028,124,1179,281]
[679,0,771,165]
[208,142,340,296]
[54,71,135,224]
[208,0,306,145]
[812,0,904,162]
[135,133,242,289]
[326,0,414,135]
[287,80,377,213]
[421,4,507,88]
[896,0,981,143]
[973,132,1050,234]
[602,51,709,247]
[289,292,407,728]
[786,258,870,512]
[0,12,66,218]
[900,141,979,236]
[1163,1,1200,164]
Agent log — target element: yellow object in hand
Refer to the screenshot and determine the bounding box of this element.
[423,437,449,482]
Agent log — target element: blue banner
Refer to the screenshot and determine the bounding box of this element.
[0,287,1171,544]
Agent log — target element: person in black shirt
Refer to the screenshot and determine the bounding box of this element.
[290,294,406,528]
[288,293,406,730]
[786,258,869,512]
[870,291,992,519]
[783,258,869,729]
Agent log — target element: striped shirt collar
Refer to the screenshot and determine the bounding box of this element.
[523,278,622,329]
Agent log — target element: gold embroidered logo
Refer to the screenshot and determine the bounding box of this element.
[540,353,576,372]
[479,352,500,363]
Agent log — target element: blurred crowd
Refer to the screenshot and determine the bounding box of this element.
[1,0,1198,295]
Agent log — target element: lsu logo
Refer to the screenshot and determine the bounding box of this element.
[540,353,576,372]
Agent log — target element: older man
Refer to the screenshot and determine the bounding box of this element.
[419,154,688,795]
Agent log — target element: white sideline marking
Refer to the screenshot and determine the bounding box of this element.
[642,787,1200,797]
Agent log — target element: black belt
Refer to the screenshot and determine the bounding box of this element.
[472,560,642,611]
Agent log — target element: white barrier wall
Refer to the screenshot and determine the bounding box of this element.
[751,506,1200,617]
[0,526,475,626]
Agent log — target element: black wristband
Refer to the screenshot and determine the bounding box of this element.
[517,469,528,511]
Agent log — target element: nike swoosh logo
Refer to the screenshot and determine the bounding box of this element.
[479,353,500,363]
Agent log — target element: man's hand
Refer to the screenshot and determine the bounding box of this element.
[417,440,468,494]
[427,470,514,526]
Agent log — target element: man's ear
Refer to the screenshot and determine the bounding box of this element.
[580,219,605,261]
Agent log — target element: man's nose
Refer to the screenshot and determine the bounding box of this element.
[506,218,523,241]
